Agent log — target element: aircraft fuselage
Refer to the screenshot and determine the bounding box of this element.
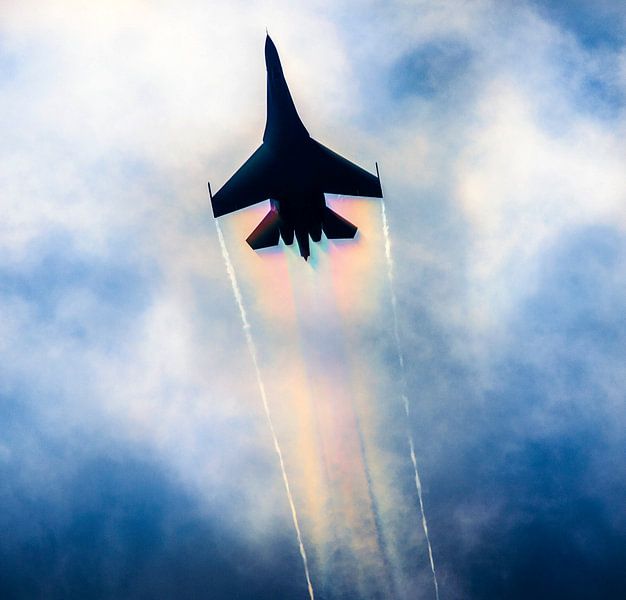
[209,36,382,260]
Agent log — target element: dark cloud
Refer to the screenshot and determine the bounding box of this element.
[0,416,307,600]
[405,225,626,599]
[578,75,625,117]
[523,226,626,354]
[528,0,626,49]
[390,39,473,101]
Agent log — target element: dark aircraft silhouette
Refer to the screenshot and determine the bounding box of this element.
[209,35,383,260]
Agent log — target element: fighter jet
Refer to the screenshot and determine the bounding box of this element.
[209,35,383,261]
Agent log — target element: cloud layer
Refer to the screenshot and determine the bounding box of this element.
[1,1,625,598]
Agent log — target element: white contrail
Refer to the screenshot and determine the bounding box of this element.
[380,199,440,600]
[215,221,315,600]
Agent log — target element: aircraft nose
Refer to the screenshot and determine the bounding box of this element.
[265,35,280,69]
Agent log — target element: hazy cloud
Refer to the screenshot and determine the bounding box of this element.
[1,0,625,598]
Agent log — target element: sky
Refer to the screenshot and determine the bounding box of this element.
[1,1,625,599]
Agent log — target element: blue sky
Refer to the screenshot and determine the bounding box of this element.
[1,1,625,599]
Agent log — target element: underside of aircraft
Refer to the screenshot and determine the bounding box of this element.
[209,35,383,260]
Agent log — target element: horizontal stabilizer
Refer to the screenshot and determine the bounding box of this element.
[246,210,281,249]
[322,206,358,239]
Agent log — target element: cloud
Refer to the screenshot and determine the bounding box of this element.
[418,227,626,599]
[1,0,625,598]
[0,438,307,599]
[527,0,626,49]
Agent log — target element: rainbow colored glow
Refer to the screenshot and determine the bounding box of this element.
[219,196,432,597]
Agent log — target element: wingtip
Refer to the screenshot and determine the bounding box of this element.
[375,162,384,197]
[208,182,220,219]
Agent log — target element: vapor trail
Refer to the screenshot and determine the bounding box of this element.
[215,221,315,600]
[380,199,440,600]
[352,409,398,598]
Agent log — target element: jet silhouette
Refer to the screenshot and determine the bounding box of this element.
[209,35,383,260]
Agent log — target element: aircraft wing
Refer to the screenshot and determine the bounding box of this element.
[210,145,274,217]
[312,140,383,198]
